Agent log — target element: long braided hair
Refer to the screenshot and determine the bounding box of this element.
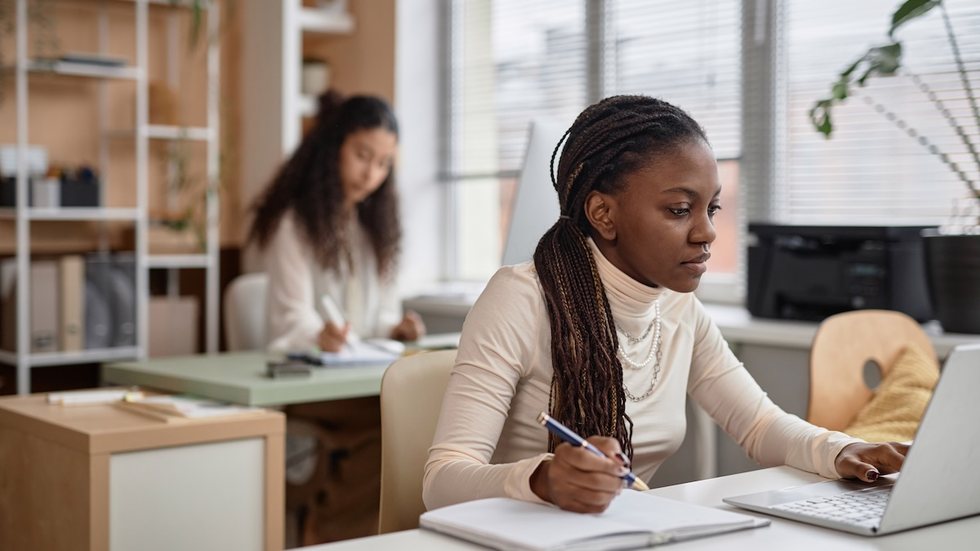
[249,90,401,277]
[534,95,708,459]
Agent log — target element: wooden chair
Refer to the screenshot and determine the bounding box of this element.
[807,309,935,431]
[377,349,457,534]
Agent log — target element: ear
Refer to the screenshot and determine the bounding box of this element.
[584,190,617,241]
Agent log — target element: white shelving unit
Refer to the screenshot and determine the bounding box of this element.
[239,0,355,248]
[4,0,220,394]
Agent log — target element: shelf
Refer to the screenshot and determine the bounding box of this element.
[147,254,210,269]
[0,207,141,221]
[147,125,213,141]
[22,60,141,80]
[298,7,354,34]
[298,94,318,118]
[0,347,140,368]
[109,126,214,141]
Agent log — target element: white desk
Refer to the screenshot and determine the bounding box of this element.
[292,466,979,550]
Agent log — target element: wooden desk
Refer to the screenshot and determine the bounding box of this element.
[0,393,285,551]
[291,466,979,550]
[102,352,390,407]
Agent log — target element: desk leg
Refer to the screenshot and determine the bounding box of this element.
[691,403,717,480]
[265,432,285,551]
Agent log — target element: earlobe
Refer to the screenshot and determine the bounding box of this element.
[585,191,617,241]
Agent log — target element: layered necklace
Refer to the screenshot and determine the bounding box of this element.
[616,299,663,402]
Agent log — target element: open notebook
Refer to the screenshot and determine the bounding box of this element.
[420,490,768,551]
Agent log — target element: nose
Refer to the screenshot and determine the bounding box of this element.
[690,210,717,247]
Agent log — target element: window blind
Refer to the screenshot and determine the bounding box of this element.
[604,0,742,159]
[774,0,980,225]
[449,0,588,176]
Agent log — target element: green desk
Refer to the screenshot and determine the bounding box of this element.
[102,352,389,407]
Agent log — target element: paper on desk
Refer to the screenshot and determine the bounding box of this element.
[47,388,145,406]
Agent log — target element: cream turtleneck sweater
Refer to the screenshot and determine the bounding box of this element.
[423,239,860,510]
[265,212,401,351]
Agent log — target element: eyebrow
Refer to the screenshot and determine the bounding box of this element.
[662,187,722,199]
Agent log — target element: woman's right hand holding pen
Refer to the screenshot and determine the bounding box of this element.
[317,321,350,352]
[530,436,629,514]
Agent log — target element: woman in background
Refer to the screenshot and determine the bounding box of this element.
[250,90,424,353]
[249,90,424,544]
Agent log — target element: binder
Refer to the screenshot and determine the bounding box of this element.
[110,253,136,347]
[30,260,59,353]
[85,253,114,349]
[59,255,85,351]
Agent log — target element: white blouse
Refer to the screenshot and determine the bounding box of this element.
[264,212,401,351]
[423,239,860,510]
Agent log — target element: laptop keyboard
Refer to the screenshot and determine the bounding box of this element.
[771,486,891,527]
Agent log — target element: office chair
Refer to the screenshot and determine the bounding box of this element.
[223,272,268,351]
[807,309,935,432]
[377,349,457,534]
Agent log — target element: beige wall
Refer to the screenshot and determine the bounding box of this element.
[304,0,396,103]
[0,0,395,255]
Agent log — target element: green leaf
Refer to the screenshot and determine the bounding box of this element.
[889,0,941,38]
[832,80,849,100]
[809,100,834,137]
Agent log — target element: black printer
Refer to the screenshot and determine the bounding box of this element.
[746,224,935,322]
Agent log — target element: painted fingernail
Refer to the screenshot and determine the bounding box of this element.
[614,452,631,468]
[866,469,879,481]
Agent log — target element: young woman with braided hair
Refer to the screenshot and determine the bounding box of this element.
[424,95,907,513]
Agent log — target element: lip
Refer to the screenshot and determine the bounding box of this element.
[681,253,710,275]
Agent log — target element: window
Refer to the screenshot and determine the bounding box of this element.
[773,0,980,225]
[446,0,743,282]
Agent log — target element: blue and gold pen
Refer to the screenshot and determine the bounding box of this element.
[537,412,650,491]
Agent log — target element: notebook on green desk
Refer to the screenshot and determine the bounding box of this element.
[420,490,768,551]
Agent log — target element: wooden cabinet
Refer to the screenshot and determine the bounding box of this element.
[0,393,284,550]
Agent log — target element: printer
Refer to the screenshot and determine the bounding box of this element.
[746,224,934,322]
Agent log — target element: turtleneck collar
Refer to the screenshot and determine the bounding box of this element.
[587,237,665,319]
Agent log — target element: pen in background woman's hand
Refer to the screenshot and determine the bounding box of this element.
[318,321,350,352]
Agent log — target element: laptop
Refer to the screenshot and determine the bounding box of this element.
[724,343,980,536]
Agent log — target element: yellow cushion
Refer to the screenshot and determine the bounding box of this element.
[844,344,939,442]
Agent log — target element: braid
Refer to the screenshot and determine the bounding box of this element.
[535,95,707,459]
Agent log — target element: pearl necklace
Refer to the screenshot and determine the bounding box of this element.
[616,299,663,401]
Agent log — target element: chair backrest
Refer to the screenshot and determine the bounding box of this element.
[223,272,269,351]
[377,349,456,534]
[807,309,935,431]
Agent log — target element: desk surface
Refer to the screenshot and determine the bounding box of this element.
[294,466,979,550]
[0,392,284,454]
[103,352,390,407]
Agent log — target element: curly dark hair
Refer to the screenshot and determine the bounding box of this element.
[534,95,708,459]
[248,90,401,277]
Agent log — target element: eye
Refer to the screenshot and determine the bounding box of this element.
[668,207,690,217]
[708,205,722,218]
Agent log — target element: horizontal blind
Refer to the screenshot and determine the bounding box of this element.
[775,0,980,225]
[604,0,742,159]
[450,0,588,176]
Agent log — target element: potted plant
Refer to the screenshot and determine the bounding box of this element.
[810,0,980,334]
